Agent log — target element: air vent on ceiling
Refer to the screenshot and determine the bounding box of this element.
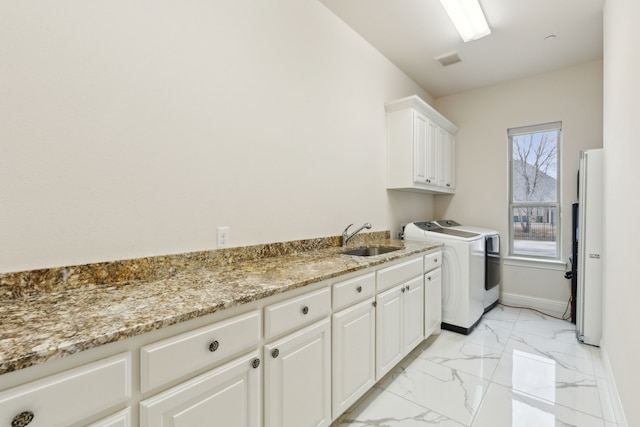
[434,51,462,67]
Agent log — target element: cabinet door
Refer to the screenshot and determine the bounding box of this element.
[438,129,455,190]
[140,351,261,427]
[88,408,131,427]
[448,132,456,190]
[403,276,425,355]
[376,284,404,379]
[413,111,429,184]
[264,318,331,427]
[332,299,376,419]
[425,268,442,338]
[426,120,439,186]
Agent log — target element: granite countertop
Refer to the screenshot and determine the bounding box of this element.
[0,235,440,376]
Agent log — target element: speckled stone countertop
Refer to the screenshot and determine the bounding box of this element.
[0,232,441,376]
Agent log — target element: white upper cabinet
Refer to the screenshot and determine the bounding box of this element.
[386,95,458,194]
[438,128,455,190]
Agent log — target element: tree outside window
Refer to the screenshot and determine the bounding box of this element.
[508,122,561,259]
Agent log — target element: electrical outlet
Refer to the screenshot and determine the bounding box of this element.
[217,226,230,248]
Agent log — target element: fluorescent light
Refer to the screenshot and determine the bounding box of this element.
[440,0,491,42]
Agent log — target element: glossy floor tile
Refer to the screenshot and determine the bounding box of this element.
[336,305,620,427]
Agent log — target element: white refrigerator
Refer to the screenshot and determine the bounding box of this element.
[576,148,603,346]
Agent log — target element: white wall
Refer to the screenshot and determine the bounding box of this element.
[434,61,603,307]
[0,0,436,273]
[602,0,640,424]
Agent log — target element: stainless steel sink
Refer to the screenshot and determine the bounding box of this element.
[340,246,402,256]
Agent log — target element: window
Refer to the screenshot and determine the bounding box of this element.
[508,122,561,259]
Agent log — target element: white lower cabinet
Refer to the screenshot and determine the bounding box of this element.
[403,276,425,353]
[0,353,131,427]
[0,251,444,427]
[376,275,424,379]
[376,284,404,379]
[264,317,331,427]
[425,267,442,338]
[140,310,261,393]
[139,351,261,427]
[332,298,376,418]
[88,408,131,427]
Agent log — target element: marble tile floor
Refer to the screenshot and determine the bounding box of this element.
[336,305,620,427]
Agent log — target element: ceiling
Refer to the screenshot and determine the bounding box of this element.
[319,0,604,98]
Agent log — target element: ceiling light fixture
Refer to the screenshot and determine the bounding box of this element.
[439,0,491,43]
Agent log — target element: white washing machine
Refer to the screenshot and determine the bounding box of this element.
[435,220,501,312]
[404,221,485,334]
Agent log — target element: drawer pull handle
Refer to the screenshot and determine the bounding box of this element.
[252,358,261,369]
[12,411,34,427]
[302,306,309,315]
[356,286,362,293]
[209,340,219,352]
[272,349,280,358]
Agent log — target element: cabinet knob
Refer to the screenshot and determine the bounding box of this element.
[406,285,410,291]
[401,287,406,293]
[302,306,309,315]
[356,286,362,293]
[252,358,261,369]
[271,349,280,358]
[11,411,34,427]
[372,301,377,308]
[427,276,432,281]
[434,258,438,263]
[446,183,451,187]
[426,179,431,183]
[209,340,219,352]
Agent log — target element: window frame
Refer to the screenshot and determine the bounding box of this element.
[507,121,562,260]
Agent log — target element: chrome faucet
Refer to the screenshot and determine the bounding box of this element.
[342,223,372,247]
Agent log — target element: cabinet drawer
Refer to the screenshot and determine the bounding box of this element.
[141,310,260,392]
[376,257,423,292]
[424,251,442,272]
[333,272,375,311]
[0,353,131,427]
[264,287,331,339]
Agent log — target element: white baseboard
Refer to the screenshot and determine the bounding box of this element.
[499,292,569,318]
[599,339,628,427]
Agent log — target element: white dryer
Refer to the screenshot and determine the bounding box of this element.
[435,220,501,313]
[404,221,485,334]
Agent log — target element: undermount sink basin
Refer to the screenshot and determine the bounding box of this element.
[340,246,402,257]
